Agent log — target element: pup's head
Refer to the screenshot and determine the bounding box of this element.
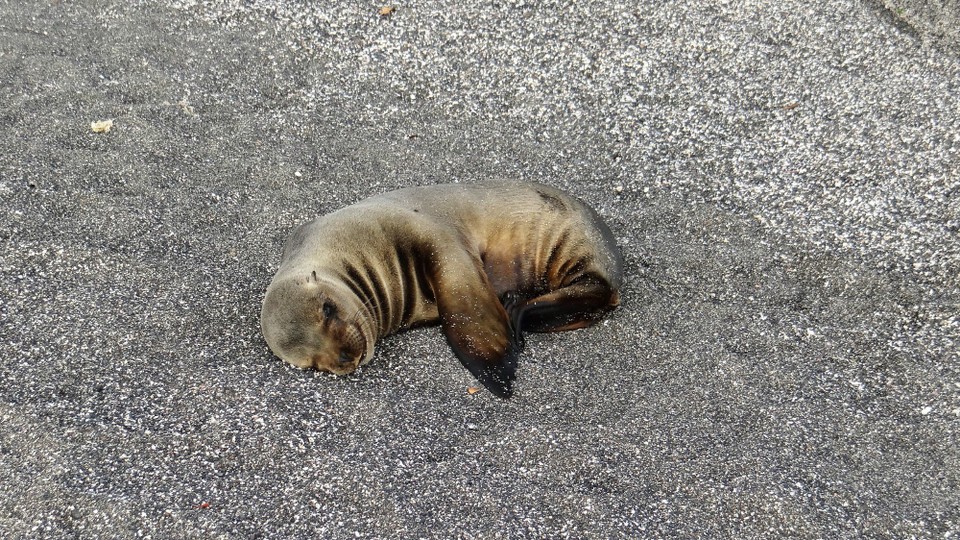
[260,271,374,375]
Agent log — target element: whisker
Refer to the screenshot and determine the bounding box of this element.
[346,307,369,359]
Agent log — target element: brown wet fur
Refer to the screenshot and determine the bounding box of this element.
[261,181,623,397]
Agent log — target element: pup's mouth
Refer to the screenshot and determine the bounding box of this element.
[330,326,367,374]
[333,349,361,373]
[316,352,358,375]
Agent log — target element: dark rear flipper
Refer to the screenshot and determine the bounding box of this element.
[509,277,620,333]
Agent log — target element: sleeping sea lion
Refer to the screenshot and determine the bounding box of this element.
[260,181,623,397]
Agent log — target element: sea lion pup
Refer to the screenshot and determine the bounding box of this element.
[260,181,623,398]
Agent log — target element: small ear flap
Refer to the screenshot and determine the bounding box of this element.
[430,254,521,398]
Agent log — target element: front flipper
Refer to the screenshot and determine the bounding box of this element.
[430,253,520,398]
